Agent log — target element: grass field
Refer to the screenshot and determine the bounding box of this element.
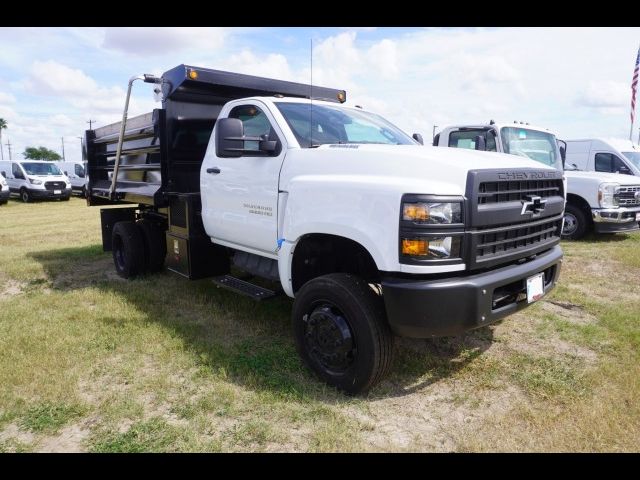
[1,197,639,452]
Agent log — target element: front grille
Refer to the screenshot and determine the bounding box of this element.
[617,186,640,206]
[475,215,563,262]
[478,179,563,204]
[44,181,66,190]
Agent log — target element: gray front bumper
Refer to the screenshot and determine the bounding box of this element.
[592,206,640,233]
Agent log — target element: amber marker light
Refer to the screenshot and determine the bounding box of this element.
[402,238,428,256]
[403,203,430,222]
[188,70,198,80]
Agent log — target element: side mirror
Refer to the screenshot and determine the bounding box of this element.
[474,135,486,151]
[557,139,567,169]
[64,171,68,176]
[412,133,424,145]
[216,118,279,157]
[215,118,244,158]
[1,171,5,177]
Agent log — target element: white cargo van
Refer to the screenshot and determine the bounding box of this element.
[565,138,640,176]
[54,161,87,196]
[0,172,9,204]
[0,160,72,202]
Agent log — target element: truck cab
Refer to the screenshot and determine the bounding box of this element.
[85,66,564,394]
[0,160,72,203]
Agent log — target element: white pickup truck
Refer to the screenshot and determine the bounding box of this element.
[435,122,640,240]
[86,66,564,394]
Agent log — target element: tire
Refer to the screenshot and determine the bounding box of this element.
[20,188,31,203]
[562,203,589,240]
[111,221,146,279]
[292,273,395,395]
[81,186,86,198]
[137,219,166,273]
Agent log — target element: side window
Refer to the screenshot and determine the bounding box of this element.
[12,163,23,179]
[612,156,632,175]
[448,130,497,151]
[228,105,275,152]
[595,153,613,173]
[75,164,85,178]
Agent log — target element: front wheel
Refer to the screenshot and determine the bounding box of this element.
[292,273,395,395]
[562,204,589,240]
[20,188,31,203]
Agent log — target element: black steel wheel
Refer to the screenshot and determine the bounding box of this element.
[292,273,395,395]
[111,221,146,279]
[20,188,31,203]
[137,218,167,273]
[562,203,589,240]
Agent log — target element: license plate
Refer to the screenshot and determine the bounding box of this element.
[636,213,640,221]
[526,272,545,303]
[54,189,61,194]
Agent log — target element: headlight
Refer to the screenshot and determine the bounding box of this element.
[0,179,7,187]
[598,182,619,208]
[402,202,462,224]
[29,177,43,185]
[401,236,461,259]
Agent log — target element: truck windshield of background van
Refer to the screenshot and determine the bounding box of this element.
[622,151,640,169]
[275,102,415,148]
[500,127,562,170]
[22,162,63,176]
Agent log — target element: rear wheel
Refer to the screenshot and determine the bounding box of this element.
[562,203,589,240]
[292,273,395,395]
[137,219,167,273]
[112,221,146,278]
[20,188,31,203]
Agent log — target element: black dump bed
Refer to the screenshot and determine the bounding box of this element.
[85,64,346,207]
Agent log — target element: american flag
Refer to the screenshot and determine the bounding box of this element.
[632,45,640,125]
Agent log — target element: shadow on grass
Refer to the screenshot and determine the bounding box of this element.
[29,245,495,402]
[563,231,635,244]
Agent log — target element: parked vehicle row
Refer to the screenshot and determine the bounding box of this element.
[0,160,87,203]
[434,123,640,240]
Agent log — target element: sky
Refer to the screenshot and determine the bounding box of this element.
[0,26,639,162]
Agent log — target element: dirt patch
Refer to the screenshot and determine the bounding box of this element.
[0,423,36,445]
[37,419,96,453]
[345,383,526,452]
[0,279,25,300]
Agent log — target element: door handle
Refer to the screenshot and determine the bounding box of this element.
[207,167,221,174]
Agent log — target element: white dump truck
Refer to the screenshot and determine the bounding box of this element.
[435,122,640,240]
[85,66,564,393]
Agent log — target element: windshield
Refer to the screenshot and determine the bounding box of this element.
[275,102,415,148]
[622,152,640,170]
[21,162,63,176]
[500,127,562,170]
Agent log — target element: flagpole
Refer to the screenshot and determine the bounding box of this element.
[631,44,640,141]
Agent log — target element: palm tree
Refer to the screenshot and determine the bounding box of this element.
[0,118,6,161]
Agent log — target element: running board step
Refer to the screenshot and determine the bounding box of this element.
[212,275,277,301]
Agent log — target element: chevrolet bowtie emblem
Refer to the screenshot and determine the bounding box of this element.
[521,195,547,217]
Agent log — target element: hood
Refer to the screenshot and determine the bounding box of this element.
[564,170,640,185]
[282,144,556,196]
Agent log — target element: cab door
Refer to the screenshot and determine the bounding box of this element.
[201,102,287,256]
